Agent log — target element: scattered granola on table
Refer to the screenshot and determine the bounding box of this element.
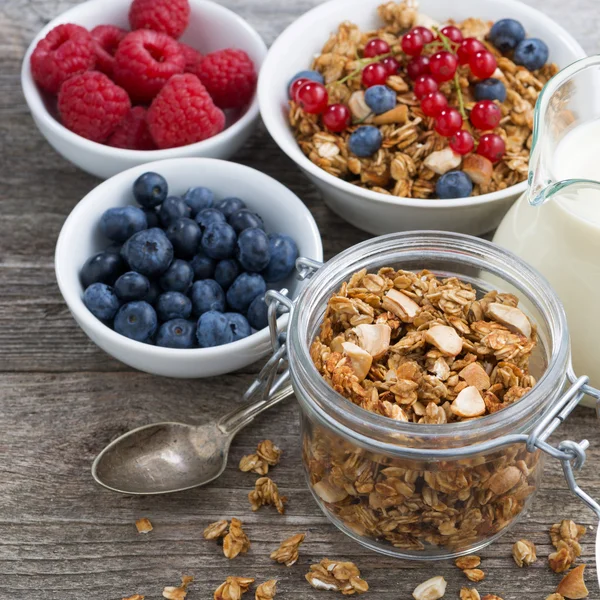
[549,520,586,572]
[455,556,481,570]
[135,517,153,533]
[240,440,282,475]
[163,575,194,600]
[204,519,229,540]
[122,596,145,600]
[305,559,369,595]
[512,538,537,567]
[546,595,565,600]
[460,589,480,600]
[412,575,446,600]
[463,569,485,583]
[270,533,306,566]
[255,580,278,600]
[223,518,251,559]
[248,477,287,514]
[214,577,255,600]
[556,565,589,600]
[481,596,503,600]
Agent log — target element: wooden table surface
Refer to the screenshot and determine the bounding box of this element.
[2,0,600,598]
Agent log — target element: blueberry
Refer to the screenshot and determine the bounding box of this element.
[158,196,191,227]
[156,318,196,348]
[364,85,396,114]
[114,271,150,301]
[226,273,266,312]
[228,209,265,234]
[143,208,160,229]
[474,78,507,103]
[236,228,270,272]
[215,197,246,219]
[144,279,162,305]
[166,217,202,258]
[100,206,147,243]
[489,18,526,53]
[201,222,237,260]
[224,313,252,342]
[83,283,120,321]
[183,186,214,216]
[190,252,216,280]
[156,291,192,321]
[195,207,227,232]
[196,310,250,347]
[133,172,168,208]
[513,38,549,71]
[114,301,158,342]
[159,258,194,292]
[287,70,324,98]
[261,233,299,283]
[348,126,382,157]
[121,228,174,277]
[214,259,241,290]
[247,294,268,330]
[80,251,125,288]
[190,279,226,316]
[436,171,473,199]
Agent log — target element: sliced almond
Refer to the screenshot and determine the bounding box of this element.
[412,575,447,600]
[487,303,532,338]
[373,104,408,125]
[487,466,522,495]
[425,325,463,356]
[348,91,372,121]
[451,386,486,418]
[423,148,462,175]
[556,565,588,599]
[342,342,372,381]
[459,363,491,391]
[382,289,420,321]
[462,154,493,186]
[313,479,348,503]
[353,324,391,358]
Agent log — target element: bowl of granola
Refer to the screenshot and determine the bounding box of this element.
[258,0,586,235]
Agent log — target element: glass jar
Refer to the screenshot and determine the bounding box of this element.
[261,231,600,560]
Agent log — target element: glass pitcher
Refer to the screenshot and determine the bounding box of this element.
[494,55,600,394]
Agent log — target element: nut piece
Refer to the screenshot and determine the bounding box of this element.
[463,569,485,583]
[223,517,251,559]
[412,576,447,600]
[372,104,408,125]
[423,148,462,175]
[487,465,522,495]
[342,342,373,381]
[383,288,421,321]
[203,519,229,540]
[255,580,277,600]
[313,479,349,503]
[163,576,193,600]
[270,533,306,566]
[512,539,537,567]
[248,477,287,514]
[451,386,486,418]
[459,363,491,391]
[425,325,463,356]
[305,559,368,595]
[348,91,372,121]
[549,547,572,573]
[460,589,480,600]
[487,303,532,338]
[556,565,589,599]
[455,556,481,570]
[135,518,153,534]
[214,577,254,600]
[353,324,391,358]
[462,154,493,185]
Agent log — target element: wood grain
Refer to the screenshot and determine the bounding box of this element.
[0,0,599,598]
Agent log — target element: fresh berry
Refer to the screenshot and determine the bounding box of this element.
[228,209,264,234]
[201,222,237,259]
[147,74,225,149]
[364,85,396,114]
[295,81,328,114]
[166,217,202,258]
[158,196,191,227]
[439,26,463,44]
[83,283,121,321]
[364,38,390,58]
[401,30,424,56]
[58,72,130,143]
[348,126,382,157]
[289,77,310,102]
[226,273,266,312]
[412,26,434,44]
[489,19,526,53]
[91,25,127,77]
[133,172,168,208]
[156,319,196,348]
[474,78,507,103]
[113,30,185,103]
[196,49,257,109]
[224,313,251,342]
[322,104,351,132]
[196,311,249,347]
[406,55,430,79]
[513,39,549,71]
[287,70,324,98]
[477,133,506,162]
[179,42,203,72]
[469,50,497,79]
[190,252,216,280]
[261,234,299,283]
[457,38,484,65]
[100,206,148,243]
[195,207,226,232]
[121,228,174,277]
[128,0,190,39]
[114,271,150,302]
[380,56,401,75]
[214,259,241,291]
[247,294,268,330]
[413,75,437,99]
[434,108,463,137]
[436,171,473,199]
[429,51,458,83]
[184,187,214,216]
[236,228,270,272]
[215,197,246,218]
[159,258,194,292]
[420,91,448,117]
[361,63,388,88]
[143,209,160,229]
[30,23,95,94]
[449,130,475,155]
[81,251,124,288]
[107,107,156,151]
[470,100,501,130]
[190,279,226,315]
[156,292,192,321]
[114,301,158,342]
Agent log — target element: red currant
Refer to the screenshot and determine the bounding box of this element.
[362,63,389,87]
[322,103,351,132]
[364,38,391,58]
[380,56,401,75]
[477,133,506,162]
[413,75,438,99]
[469,50,497,79]
[296,81,329,114]
[420,91,448,117]
[440,26,463,44]
[457,38,485,65]
[470,100,501,130]
[412,26,434,44]
[401,30,424,56]
[435,107,463,137]
[406,56,430,80]
[449,130,475,154]
[290,78,310,102]
[429,51,458,83]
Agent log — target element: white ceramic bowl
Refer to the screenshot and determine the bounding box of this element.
[258,0,586,236]
[21,0,267,180]
[55,158,323,378]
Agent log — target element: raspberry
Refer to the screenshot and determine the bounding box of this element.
[128,0,190,39]
[58,71,131,142]
[113,30,185,103]
[147,74,225,149]
[196,49,256,109]
[179,42,204,73]
[107,106,156,150]
[91,25,127,78]
[30,23,95,94]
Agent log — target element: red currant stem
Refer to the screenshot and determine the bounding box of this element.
[432,27,467,120]
[336,52,393,85]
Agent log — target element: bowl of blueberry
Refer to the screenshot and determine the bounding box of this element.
[55,158,322,378]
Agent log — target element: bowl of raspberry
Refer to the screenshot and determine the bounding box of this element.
[54,158,323,378]
[21,0,267,179]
